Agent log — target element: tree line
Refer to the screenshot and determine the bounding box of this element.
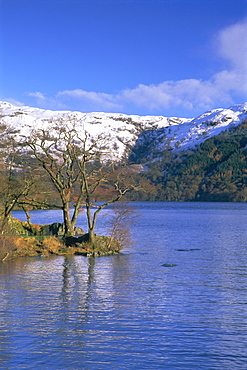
[1,115,246,248]
[0,116,148,249]
[131,119,247,202]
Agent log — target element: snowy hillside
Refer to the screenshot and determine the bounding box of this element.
[170,102,247,150]
[0,101,246,160]
[131,102,247,161]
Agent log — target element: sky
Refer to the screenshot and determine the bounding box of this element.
[0,0,247,118]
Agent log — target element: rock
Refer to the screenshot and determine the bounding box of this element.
[161,263,177,267]
[43,222,84,236]
[12,218,84,237]
[64,233,89,247]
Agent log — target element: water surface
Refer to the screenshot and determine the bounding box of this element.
[1,202,247,369]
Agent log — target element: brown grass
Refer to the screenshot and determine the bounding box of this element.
[0,236,17,261]
[0,234,121,261]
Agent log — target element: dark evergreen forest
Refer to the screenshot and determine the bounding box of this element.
[127,119,247,202]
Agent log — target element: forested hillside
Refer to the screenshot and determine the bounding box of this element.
[0,101,246,208]
[130,120,247,202]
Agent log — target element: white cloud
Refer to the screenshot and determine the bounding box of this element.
[4,98,25,106]
[27,91,67,109]
[119,19,247,112]
[213,69,247,95]
[120,77,232,112]
[57,89,122,111]
[217,18,247,71]
[28,91,46,100]
[28,19,247,115]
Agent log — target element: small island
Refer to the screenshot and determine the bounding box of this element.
[0,118,137,261]
[0,218,121,261]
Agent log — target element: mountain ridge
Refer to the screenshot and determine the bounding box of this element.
[0,101,246,161]
[1,101,246,201]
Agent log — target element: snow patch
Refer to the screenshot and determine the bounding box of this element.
[0,101,246,160]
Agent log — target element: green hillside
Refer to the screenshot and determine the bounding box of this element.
[131,120,247,202]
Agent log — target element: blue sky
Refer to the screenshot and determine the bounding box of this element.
[1,0,246,117]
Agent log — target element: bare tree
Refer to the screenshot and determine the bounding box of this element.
[22,117,87,236]
[22,116,142,248]
[107,202,138,251]
[80,163,142,248]
[0,121,37,233]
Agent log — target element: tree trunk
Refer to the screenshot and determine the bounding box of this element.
[85,204,96,250]
[62,199,74,237]
[88,228,96,250]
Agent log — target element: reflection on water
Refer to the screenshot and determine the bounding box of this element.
[1,202,247,369]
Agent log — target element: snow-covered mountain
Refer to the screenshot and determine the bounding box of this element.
[0,101,246,161]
